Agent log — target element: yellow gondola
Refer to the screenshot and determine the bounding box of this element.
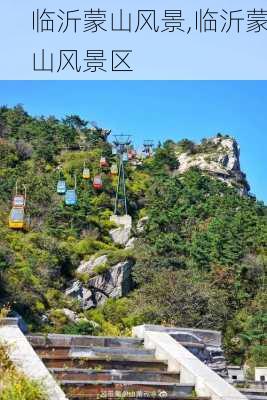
[82,166,90,179]
[110,163,118,175]
[9,207,25,229]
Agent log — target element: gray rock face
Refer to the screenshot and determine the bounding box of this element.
[65,260,133,309]
[89,260,132,300]
[136,216,149,233]
[77,255,108,275]
[176,136,250,195]
[65,280,94,309]
[109,214,132,246]
[109,226,131,246]
[60,308,96,327]
[125,237,136,249]
[110,214,132,228]
[61,308,80,323]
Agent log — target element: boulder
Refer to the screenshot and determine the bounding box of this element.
[109,214,132,246]
[88,260,133,301]
[109,226,131,246]
[62,308,80,323]
[65,280,94,309]
[40,314,49,324]
[136,216,149,233]
[65,260,133,310]
[110,214,132,228]
[125,237,136,249]
[77,255,108,275]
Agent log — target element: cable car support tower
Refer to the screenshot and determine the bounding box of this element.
[113,135,131,216]
[143,140,154,157]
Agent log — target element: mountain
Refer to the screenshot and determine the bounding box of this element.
[174,135,250,195]
[0,105,266,368]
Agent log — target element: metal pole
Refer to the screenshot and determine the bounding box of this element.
[114,155,122,215]
[24,185,27,204]
[121,158,127,215]
[113,135,131,216]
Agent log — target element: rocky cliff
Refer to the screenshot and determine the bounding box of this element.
[175,135,250,195]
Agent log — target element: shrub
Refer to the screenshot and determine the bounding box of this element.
[0,306,10,320]
[63,319,100,335]
[107,249,134,265]
[93,262,110,275]
[0,343,47,400]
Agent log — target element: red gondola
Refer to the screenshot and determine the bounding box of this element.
[128,149,137,160]
[13,195,26,208]
[12,182,26,208]
[100,157,109,168]
[93,175,103,190]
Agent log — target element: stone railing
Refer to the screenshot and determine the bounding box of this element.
[0,318,67,400]
[133,326,247,400]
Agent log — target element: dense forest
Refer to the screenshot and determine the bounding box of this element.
[0,105,266,370]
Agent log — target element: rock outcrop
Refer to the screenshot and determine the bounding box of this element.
[125,237,136,249]
[65,281,94,309]
[176,135,250,195]
[68,212,135,309]
[65,260,133,309]
[88,260,133,305]
[61,308,81,323]
[77,255,108,275]
[136,216,149,233]
[109,226,131,246]
[109,214,132,246]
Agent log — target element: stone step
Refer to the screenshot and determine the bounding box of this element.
[239,388,267,400]
[39,351,161,363]
[68,397,209,400]
[242,396,267,400]
[34,345,155,359]
[60,380,195,398]
[50,368,180,383]
[27,334,143,349]
[42,356,168,371]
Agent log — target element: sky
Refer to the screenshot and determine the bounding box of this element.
[0,81,266,203]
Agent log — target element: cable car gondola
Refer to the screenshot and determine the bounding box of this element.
[57,169,66,194]
[100,157,109,168]
[128,149,136,160]
[93,175,103,190]
[57,180,66,195]
[110,163,118,175]
[112,147,117,155]
[64,174,77,205]
[9,207,25,229]
[12,182,26,208]
[82,162,90,180]
[13,195,26,208]
[65,189,77,206]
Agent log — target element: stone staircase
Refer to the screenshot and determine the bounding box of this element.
[27,333,211,400]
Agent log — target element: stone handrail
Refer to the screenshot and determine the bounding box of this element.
[0,318,67,400]
[134,329,247,400]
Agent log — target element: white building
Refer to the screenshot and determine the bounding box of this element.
[228,366,245,382]
[255,367,267,382]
